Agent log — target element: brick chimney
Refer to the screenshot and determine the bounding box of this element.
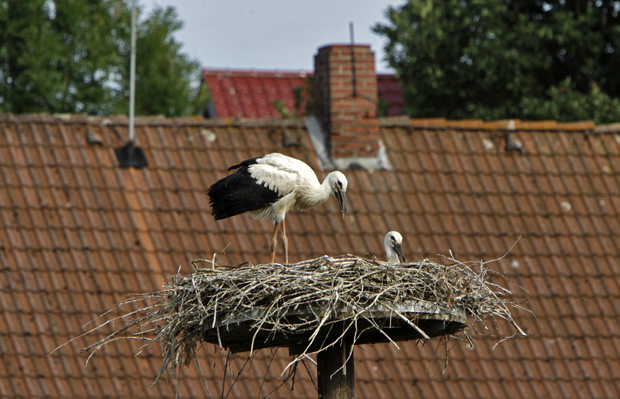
[309,44,388,170]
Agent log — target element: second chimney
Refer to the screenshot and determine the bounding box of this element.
[314,44,381,162]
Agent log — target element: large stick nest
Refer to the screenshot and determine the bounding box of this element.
[77,255,528,384]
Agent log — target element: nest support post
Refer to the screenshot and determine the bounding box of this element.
[317,333,355,399]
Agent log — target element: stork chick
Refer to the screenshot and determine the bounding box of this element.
[384,231,407,263]
[207,153,348,264]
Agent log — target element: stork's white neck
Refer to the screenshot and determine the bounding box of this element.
[294,175,331,211]
[386,247,400,263]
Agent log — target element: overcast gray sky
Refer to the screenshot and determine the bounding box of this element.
[142,0,403,73]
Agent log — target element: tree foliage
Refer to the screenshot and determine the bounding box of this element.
[116,6,209,116]
[0,0,208,116]
[374,0,620,123]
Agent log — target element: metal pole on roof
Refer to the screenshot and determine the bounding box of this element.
[129,0,137,143]
[114,0,147,169]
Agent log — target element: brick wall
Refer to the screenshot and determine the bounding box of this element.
[314,45,380,159]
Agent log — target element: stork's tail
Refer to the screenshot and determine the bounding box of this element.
[207,168,280,220]
[207,176,244,220]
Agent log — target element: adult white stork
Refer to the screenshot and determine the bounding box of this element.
[207,153,348,264]
[384,231,407,263]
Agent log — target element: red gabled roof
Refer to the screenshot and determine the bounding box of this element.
[203,69,405,118]
[204,69,311,118]
[377,74,406,116]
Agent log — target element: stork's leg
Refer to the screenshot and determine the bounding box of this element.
[281,218,289,264]
[270,222,280,264]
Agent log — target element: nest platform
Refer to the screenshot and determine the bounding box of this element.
[205,299,467,353]
[157,254,524,365]
[80,254,526,381]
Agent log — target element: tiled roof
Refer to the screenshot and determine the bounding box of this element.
[204,69,311,119]
[2,113,620,398]
[203,69,405,118]
[377,74,406,116]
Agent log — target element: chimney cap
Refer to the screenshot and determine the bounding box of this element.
[317,43,372,51]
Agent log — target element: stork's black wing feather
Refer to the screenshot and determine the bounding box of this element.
[227,157,259,171]
[207,162,281,220]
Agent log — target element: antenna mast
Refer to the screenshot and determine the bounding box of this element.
[114,0,148,169]
[129,0,137,142]
[349,22,358,97]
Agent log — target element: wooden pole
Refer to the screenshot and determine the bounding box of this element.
[317,334,355,399]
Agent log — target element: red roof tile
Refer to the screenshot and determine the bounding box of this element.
[2,113,620,398]
[203,69,406,119]
[204,69,311,119]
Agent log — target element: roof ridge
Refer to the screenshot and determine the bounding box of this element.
[203,68,311,78]
[594,123,620,134]
[405,118,597,131]
[0,113,159,126]
[1,113,608,132]
[0,113,307,128]
[0,113,123,125]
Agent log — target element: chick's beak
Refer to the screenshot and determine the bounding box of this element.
[394,243,407,263]
[335,189,347,217]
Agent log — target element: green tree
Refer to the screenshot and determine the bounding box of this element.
[0,0,207,116]
[373,0,620,123]
[115,6,209,117]
[521,77,620,124]
[1,0,54,112]
[0,0,130,114]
